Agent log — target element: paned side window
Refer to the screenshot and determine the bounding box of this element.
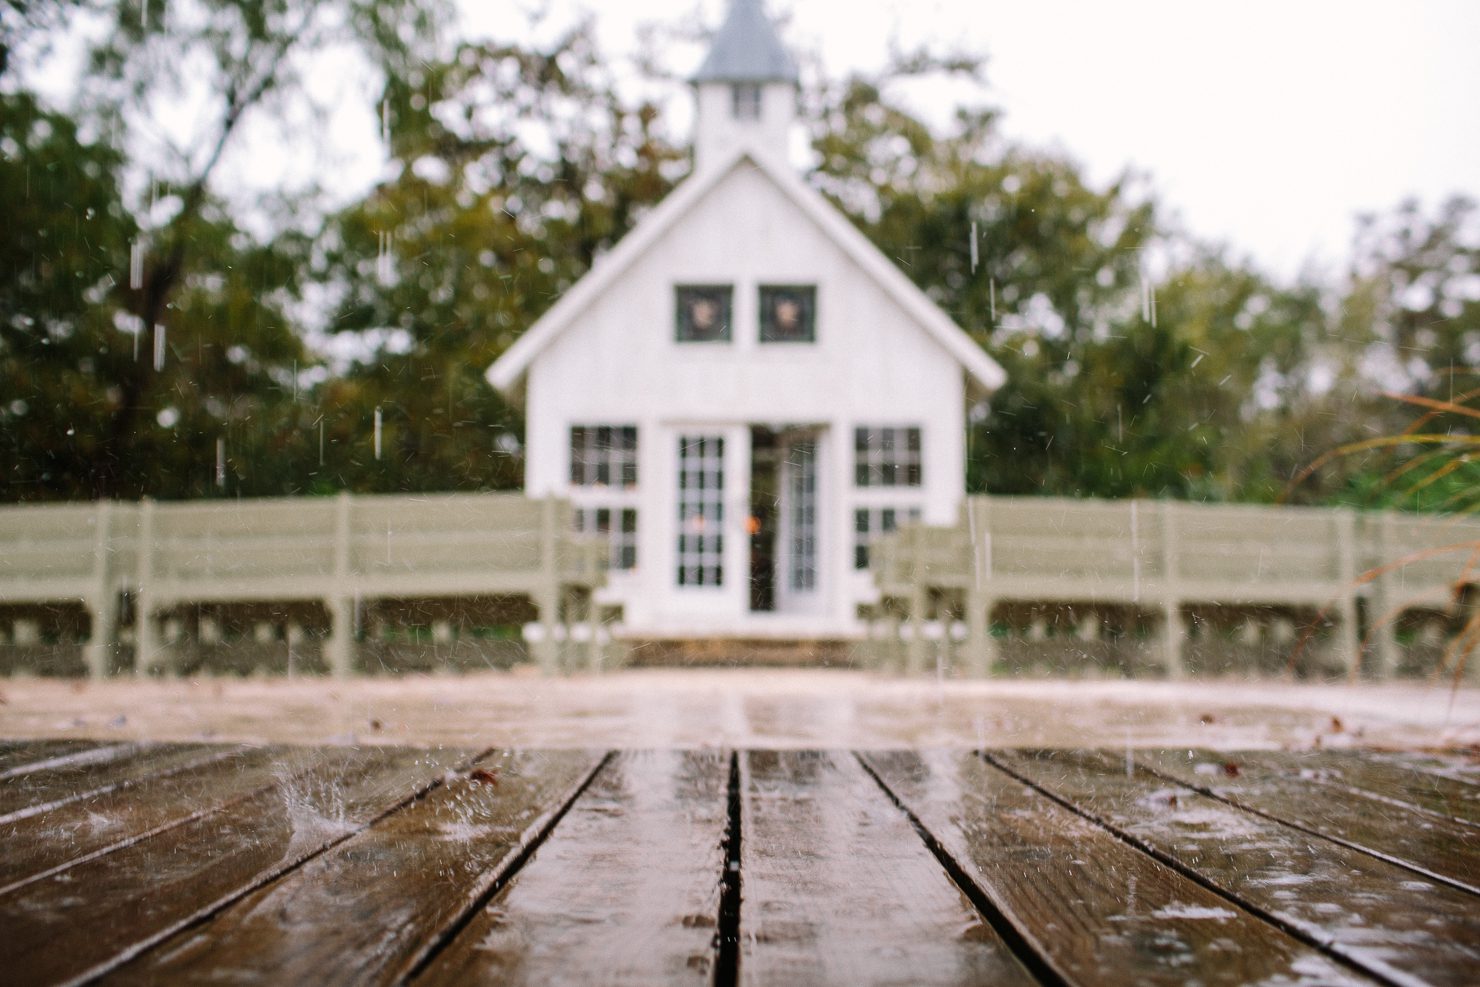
[732,83,762,120]
[854,427,922,487]
[787,441,818,591]
[677,435,725,587]
[574,507,638,571]
[853,506,923,570]
[570,426,638,488]
[675,285,733,342]
[759,285,816,343]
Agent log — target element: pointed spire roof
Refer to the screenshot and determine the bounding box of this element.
[693,0,798,85]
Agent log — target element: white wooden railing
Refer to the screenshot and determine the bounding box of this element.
[867,496,1480,680]
[0,493,606,678]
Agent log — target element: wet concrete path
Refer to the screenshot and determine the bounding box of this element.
[0,739,1475,985]
[2,670,1476,750]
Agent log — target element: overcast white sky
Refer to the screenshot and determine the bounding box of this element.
[470,0,1480,280]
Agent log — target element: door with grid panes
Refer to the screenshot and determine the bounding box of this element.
[675,434,727,591]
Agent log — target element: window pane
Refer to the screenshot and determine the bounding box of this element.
[570,425,639,487]
[759,285,816,343]
[675,285,732,342]
[732,83,761,120]
[677,435,725,586]
[854,425,923,488]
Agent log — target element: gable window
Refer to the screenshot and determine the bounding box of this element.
[675,285,733,343]
[732,83,762,121]
[855,427,922,487]
[853,506,922,570]
[759,285,816,343]
[570,426,638,488]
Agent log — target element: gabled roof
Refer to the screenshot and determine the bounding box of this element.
[486,148,1006,397]
[692,0,799,85]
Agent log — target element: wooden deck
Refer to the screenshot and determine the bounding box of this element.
[1,739,1476,985]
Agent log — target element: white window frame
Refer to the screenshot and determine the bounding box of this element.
[569,425,638,490]
[574,506,638,571]
[852,505,923,570]
[784,439,819,592]
[677,434,725,588]
[854,426,923,488]
[569,424,640,572]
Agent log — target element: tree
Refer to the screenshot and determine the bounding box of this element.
[0,90,136,497]
[1,0,452,500]
[309,17,684,492]
[0,84,320,499]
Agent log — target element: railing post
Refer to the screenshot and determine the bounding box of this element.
[84,500,115,680]
[134,498,160,676]
[327,491,356,679]
[535,496,560,675]
[1160,502,1183,679]
[584,536,603,674]
[1335,507,1362,681]
[965,496,994,678]
[1368,511,1399,681]
[904,526,928,677]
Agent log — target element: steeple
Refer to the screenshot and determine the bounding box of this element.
[692,0,798,172]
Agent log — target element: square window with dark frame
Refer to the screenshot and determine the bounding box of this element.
[570,426,638,488]
[854,427,922,487]
[759,285,816,342]
[675,285,732,342]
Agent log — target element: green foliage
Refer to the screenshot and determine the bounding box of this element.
[1,6,1473,512]
[309,18,684,493]
[1,90,135,496]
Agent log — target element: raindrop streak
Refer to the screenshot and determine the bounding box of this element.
[318,419,325,465]
[140,0,148,29]
[381,100,390,146]
[129,241,143,290]
[215,439,226,489]
[969,221,979,273]
[988,277,997,323]
[373,407,383,461]
[377,231,393,285]
[1140,272,1151,323]
[153,323,166,372]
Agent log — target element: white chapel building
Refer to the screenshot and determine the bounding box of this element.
[487,0,1004,642]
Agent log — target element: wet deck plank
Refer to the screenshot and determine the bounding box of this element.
[418,750,729,986]
[0,738,118,776]
[1269,749,1480,826]
[0,743,475,985]
[739,750,1035,986]
[124,749,604,985]
[0,744,328,893]
[0,741,233,821]
[1135,749,1480,893]
[1359,749,1480,787]
[993,749,1480,986]
[0,739,1473,985]
[861,750,1363,986]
